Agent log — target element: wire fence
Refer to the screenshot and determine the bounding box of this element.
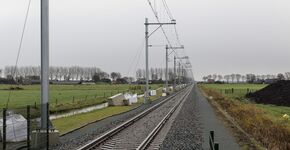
[0,104,54,150]
[217,88,259,96]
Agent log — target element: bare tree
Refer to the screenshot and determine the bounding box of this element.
[241,75,246,82]
[277,73,285,80]
[207,75,212,80]
[224,75,230,83]
[217,75,223,81]
[285,72,290,80]
[236,74,241,83]
[111,72,121,81]
[230,74,236,83]
[202,76,208,82]
[212,74,217,81]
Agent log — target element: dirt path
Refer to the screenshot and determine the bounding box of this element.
[194,86,241,150]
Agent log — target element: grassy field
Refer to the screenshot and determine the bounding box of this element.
[200,84,290,149]
[52,106,134,134]
[203,84,267,99]
[52,86,164,134]
[202,84,290,119]
[0,84,162,116]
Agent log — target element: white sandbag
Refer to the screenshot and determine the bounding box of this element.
[149,90,157,96]
[0,113,27,142]
[129,94,138,103]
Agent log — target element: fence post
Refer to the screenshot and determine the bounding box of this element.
[3,108,6,150]
[210,130,214,142]
[214,142,219,150]
[72,96,75,103]
[34,102,37,109]
[27,105,31,150]
[46,103,49,150]
[231,88,234,93]
[55,98,58,105]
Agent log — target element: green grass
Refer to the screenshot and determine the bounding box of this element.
[52,87,165,134]
[203,83,267,99]
[0,84,162,116]
[201,83,290,123]
[52,106,134,135]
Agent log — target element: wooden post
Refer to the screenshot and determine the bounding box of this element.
[3,108,7,150]
[210,130,214,142]
[27,105,31,150]
[214,143,219,150]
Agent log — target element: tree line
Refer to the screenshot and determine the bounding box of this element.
[202,72,290,83]
[0,66,191,84]
[0,66,131,84]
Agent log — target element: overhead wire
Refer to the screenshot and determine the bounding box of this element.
[146,0,194,80]
[126,39,145,78]
[6,0,32,109]
[147,0,178,57]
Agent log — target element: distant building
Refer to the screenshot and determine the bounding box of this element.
[207,79,215,83]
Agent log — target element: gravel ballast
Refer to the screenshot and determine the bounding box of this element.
[160,86,203,150]
[51,95,170,150]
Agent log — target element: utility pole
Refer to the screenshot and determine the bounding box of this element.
[41,0,49,130]
[173,56,176,91]
[144,18,175,103]
[165,46,184,91]
[178,62,181,84]
[165,45,169,93]
[174,56,188,90]
[145,18,149,104]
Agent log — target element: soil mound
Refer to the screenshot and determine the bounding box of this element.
[247,81,290,106]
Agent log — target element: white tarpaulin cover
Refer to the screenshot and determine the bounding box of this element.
[150,90,157,96]
[0,113,27,142]
[130,94,138,103]
[124,93,138,105]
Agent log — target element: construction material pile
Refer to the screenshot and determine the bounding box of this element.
[247,81,290,106]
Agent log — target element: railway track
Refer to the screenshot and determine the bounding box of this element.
[76,85,192,150]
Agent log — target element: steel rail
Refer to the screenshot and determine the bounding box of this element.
[76,87,189,150]
[136,87,191,150]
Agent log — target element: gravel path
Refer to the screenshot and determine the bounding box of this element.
[160,85,240,150]
[51,95,169,150]
[194,86,240,150]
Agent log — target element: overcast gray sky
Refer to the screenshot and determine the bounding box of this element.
[0,0,290,80]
